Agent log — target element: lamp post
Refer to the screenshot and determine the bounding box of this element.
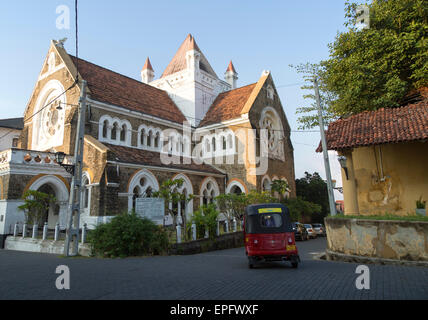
[55,152,75,175]
[338,156,349,180]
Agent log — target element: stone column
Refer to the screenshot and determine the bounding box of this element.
[191,223,197,241]
[42,222,48,240]
[176,225,182,244]
[341,150,359,215]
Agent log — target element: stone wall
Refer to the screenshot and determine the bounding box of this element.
[325,217,428,261]
[170,231,244,255]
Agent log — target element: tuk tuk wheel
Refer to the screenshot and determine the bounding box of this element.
[291,257,299,268]
[248,257,256,269]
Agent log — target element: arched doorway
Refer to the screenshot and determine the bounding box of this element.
[226,179,247,195]
[173,174,194,226]
[37,184,60,226]
[27,175,70,229]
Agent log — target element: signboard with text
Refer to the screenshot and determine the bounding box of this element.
[135,198,165,225]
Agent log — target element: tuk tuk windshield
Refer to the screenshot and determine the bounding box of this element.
[260,214,283,228]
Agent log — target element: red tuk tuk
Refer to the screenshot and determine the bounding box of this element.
[244,204,300,269]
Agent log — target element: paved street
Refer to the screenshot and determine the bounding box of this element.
[0,238,427,300]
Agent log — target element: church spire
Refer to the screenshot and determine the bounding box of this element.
[225,60,238,89]
[141,57,154,83]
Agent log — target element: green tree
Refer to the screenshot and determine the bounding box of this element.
[188,204,219,239]
[295,172,330,222]
[284,197,322,222]
[216,193,247,223]
[152,179,194,229]
[18,190,56,226]
[246,190,276,205]
[271,179,291,202]
[294,0,427,128]
[291,63,337,130]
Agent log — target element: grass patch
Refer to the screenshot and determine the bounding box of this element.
[328,214,428,222]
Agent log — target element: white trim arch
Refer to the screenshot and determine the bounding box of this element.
[173,173,194,223]
[226,180,247,195]
[32,79,67,151]
[119,119,132,145]
[127,169,160,211]
[281,177,291,199]
[200,177,220,206]
[259,106,285,161]
[80,171,91,218]
[261,175,272,192]
[99,114,113,141]
[99,115,132,146]
[28,174,70,229]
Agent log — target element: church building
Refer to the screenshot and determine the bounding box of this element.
[0,34,295,243]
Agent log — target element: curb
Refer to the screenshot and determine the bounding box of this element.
[325,249,428,267]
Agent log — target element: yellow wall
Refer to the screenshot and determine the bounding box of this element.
[349,141,428,216]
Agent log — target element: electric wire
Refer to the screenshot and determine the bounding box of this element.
[22,0,80,125]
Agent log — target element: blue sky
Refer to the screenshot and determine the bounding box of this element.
[0,0,350,197]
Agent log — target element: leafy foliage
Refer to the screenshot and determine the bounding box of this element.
[294,0,428,128]
[216,191,277,222]
[416,196,426,209]
[270,179,291,202]
[284,197,322,222]
[152,179,194,228]
[216,193,247,222]
[291,63,338,129]
[188,204,220,239]
[87,212,169,258]
[246,190,277,205]
[18,190,56,225]
[295,172,330,222]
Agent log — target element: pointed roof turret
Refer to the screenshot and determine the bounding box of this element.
[142,57,154,72]
[226,61,237,74]
[161,34,217,78]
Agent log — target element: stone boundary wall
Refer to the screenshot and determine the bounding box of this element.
[170,232,244,255]
[4,237,91,256]
[325,217,428,262]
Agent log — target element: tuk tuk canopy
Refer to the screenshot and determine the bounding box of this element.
[244,204,293,234]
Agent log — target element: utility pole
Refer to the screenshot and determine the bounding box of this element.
[64,80,87,256]
[314,78,337,216]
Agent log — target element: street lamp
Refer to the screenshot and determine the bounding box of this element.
[338,156,349,180]
[55,151,75,175]
[332,179,343,194]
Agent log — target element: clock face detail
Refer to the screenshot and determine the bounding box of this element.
[32,80,67,152]
[260,107,285,161]
[262,116,278,151]
[41,100,64,140]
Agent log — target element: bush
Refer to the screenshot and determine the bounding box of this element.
[87,212,169,258]
[188,204,219,240]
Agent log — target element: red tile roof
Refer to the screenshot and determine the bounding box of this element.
[161,34,217,78]
[317,100,428,152]
[69,56,187,124]
[105,144,224,175]
[198,83,257,127]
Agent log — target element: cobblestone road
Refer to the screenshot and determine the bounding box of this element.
[0,238,427,300]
